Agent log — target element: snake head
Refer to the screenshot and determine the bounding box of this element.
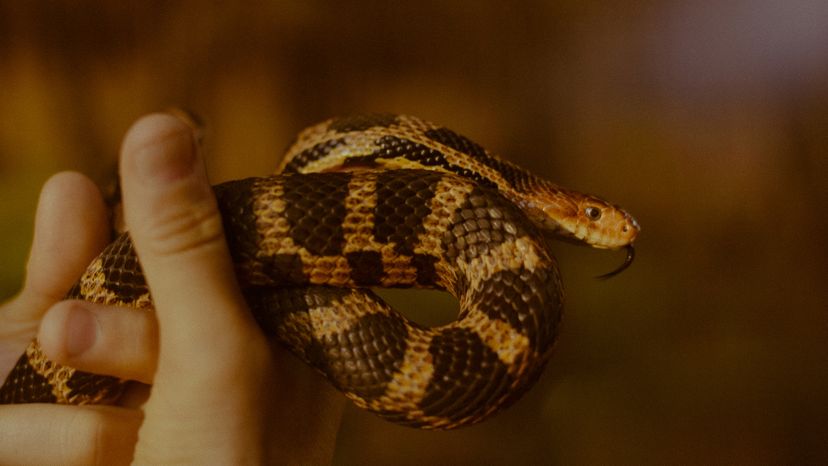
[562,195,640,250]
[522,188,639,249]
[519,187,640,276]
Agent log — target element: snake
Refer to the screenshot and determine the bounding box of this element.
[0,114,639,429]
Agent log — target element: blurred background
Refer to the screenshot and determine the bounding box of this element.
[1,1,827,464]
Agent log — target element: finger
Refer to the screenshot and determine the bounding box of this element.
[1,173,110,376]
[119,114,265,382]
[37,300,158,384]
[120,114,272,463]
[119,114,261,370]
[11,172,110,319]
[0,404,141,466]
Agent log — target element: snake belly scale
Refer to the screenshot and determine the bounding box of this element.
[0,114,639,429]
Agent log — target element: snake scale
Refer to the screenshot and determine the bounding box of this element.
[0,114,639,429]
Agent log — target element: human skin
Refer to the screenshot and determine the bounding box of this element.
[0,114,345,465]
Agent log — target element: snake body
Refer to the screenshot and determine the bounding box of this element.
[0,114,639,429]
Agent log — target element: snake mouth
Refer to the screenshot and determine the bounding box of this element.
[596,243,635,279]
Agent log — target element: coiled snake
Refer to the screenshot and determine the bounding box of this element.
[0,114,639,429]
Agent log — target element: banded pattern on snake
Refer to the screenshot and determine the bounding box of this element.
[0,114,639,429]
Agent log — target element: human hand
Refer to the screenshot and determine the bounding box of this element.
[0,114,345,465]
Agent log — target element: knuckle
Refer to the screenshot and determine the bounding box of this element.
[116,312,159,382]
[137,198,226,257]
[64,408,138,466]
[58,409,106,465]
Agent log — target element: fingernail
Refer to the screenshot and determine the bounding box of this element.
[132,117,198,183]
[165,107,206,146]
[65,305,98,356]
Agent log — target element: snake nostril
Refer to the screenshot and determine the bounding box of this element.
[622,225,629,233]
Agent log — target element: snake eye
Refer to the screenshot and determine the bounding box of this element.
[585,206,602,221]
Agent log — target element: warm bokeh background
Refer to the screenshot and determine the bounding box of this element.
[2,1,827,464]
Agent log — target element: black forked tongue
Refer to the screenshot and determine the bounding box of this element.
[596,244,635,280]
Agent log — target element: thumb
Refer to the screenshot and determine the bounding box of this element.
[120,114,261,375]
[119,114,271,463]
